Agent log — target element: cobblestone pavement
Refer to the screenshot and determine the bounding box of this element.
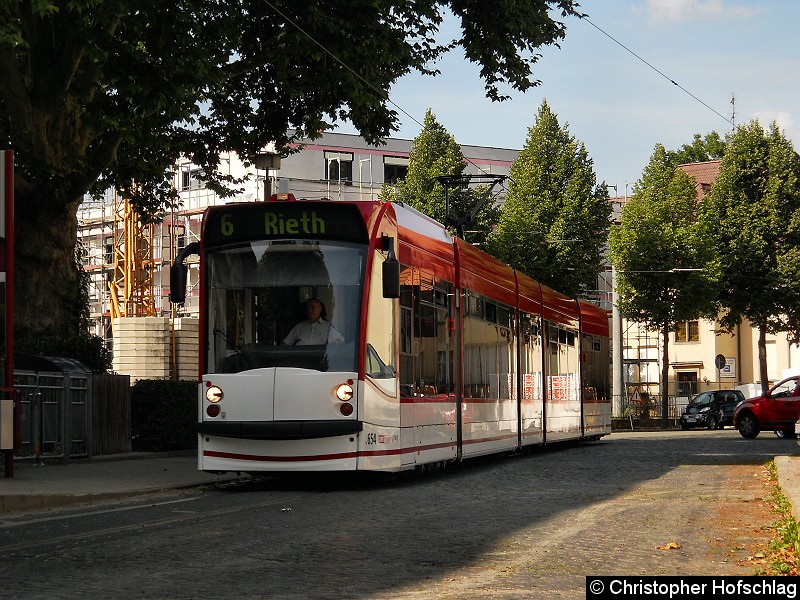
[0,430,794,599]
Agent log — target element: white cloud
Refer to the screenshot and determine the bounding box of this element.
[750,110,800,149]
[643,0,761,23]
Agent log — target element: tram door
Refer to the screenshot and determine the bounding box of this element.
[399,268,454,397]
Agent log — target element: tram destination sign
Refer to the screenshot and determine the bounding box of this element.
[203,202,368,246]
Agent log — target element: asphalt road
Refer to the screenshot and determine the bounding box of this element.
[0,429,795,599]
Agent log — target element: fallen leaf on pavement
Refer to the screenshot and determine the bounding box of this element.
[656,541,682,550]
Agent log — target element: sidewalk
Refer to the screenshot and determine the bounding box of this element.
[2,451,800,518]
[0,452,246,513]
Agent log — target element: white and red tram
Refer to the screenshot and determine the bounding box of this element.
[170,198,610,473]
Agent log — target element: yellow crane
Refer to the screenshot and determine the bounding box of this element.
[108,189,157,321]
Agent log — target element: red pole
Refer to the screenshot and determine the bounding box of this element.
[3,150,14,477]
[5,150,14,390]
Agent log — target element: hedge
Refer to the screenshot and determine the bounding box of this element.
[131,379,197,452]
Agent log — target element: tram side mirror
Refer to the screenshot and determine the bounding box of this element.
[383,257,400,299]
[170,263,188,304]
[380,235,400,299]
[170,242,200,304]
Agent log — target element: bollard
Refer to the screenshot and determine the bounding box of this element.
[30,391,43,465]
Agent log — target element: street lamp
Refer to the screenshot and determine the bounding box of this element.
[612,266,625,417]
[359,158,373,201]
[255,152,281,201]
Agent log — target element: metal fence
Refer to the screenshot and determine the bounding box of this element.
[614,380,749,428]
[618,395,688,422]
[16,369,88,460]
[14,366,130,462]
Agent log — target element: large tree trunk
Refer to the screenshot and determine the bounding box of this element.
[14,187,83,357]
[661,323,670,429]
[758,322,769,395]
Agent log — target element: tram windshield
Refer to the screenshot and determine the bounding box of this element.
[205,240,365,373]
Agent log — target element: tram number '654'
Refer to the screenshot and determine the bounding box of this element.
[366,433,398,445]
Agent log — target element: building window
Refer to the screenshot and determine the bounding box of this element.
[383,156,409,184]
[676,372,698,396]
[181,168,205,191]
[324,152,353,184]
[675,320,700,342]
[104,236,114,265]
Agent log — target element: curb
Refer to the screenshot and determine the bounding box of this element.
[0,480,237,514]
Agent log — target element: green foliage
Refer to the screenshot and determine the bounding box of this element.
[699,120,800,340]
[380,109,466,221]
[609,143,717,331]
[610,142,718,417]
[0,0,581,217]
[0,0,581,349]
[379,109,500,243]
[488,100,611,297]
[668,131,726,165]
[131,379,197,452]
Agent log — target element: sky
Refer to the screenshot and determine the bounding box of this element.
[339,0,800,193]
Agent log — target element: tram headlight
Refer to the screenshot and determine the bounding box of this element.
[335,382,354,401]
[206,385,224,403]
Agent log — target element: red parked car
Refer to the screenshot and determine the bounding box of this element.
[733,376,800,439]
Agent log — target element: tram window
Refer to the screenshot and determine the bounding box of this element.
[207,240,364,373]
[468,294,483,317]
[419,271,434,305]
[497,304,512,329]
[366,344,395,379]
[223,289,251,350]
[400,264,414,306]
[419,303,435,337]
[521,314,540,339]
[485,301,497,323]
[400,307,412,354]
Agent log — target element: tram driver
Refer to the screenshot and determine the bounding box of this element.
[282,297,344,346]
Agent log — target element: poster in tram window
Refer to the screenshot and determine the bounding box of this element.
[549,375,578,401]
[523,372,542,401]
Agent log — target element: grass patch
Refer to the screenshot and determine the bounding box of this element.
[759,461,800,576]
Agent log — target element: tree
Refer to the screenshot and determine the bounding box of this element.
[700,120,800,393]
[379,109,499,243]
[668,131,726,166]
[0,0,582,356]
[488,100,610,297]
[609,144,717,426]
